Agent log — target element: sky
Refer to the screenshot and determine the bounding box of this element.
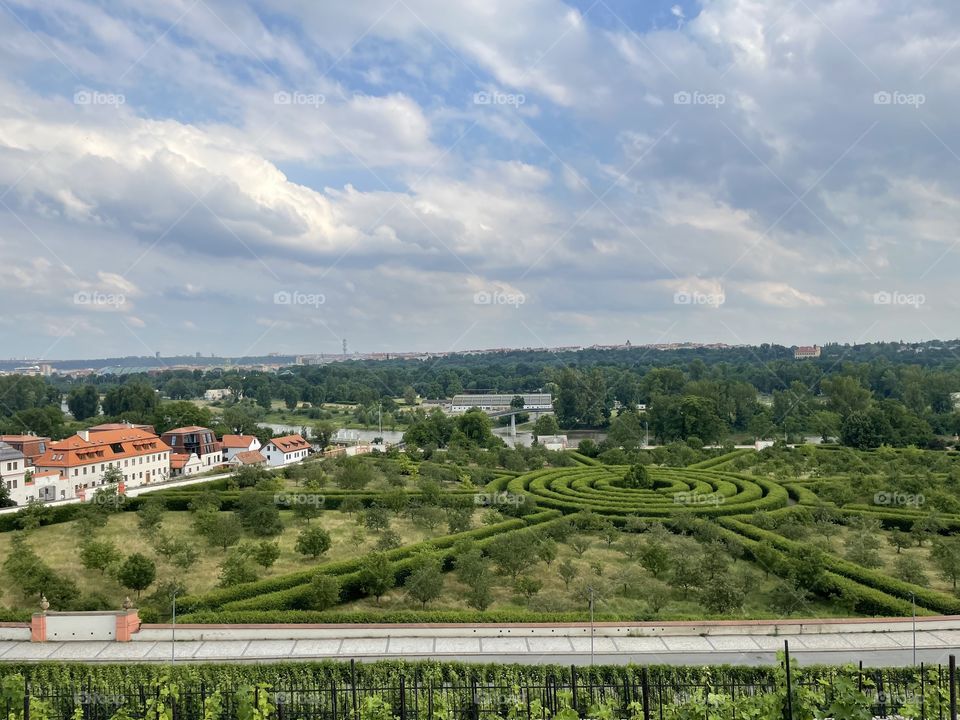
[1,0,960,360]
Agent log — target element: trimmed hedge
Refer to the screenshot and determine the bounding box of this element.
[720,518,960,614]
[178,510,561,613]
[177,609,640,624]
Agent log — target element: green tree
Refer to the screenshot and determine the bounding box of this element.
[405,554,444,608]
[116,554,156,598]
[487,531,538,578]
[358,553,395,603]
[218,552,259,587]
[67,384,99,420]
[79,538,120,575]
[558,559,577,589]
[532,414,560,438]
[622,463,653,489]
[295,526,332,559]
[253,541,281,568]
[931,538,960,591]
[308,574,342,610]
[236,492,284,537]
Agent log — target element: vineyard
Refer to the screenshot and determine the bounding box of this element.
[4,445,960,622]
[0,656,958,720]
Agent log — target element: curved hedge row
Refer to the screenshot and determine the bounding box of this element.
[178,510,562,613]
[719,518,960,614]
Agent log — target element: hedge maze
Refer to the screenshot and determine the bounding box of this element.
[164,447,960,623]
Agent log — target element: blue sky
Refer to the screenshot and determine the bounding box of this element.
[1,0,959,360]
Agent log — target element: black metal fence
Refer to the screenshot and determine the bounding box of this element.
[6,649,960,720]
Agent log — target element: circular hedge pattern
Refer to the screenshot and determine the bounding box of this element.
[506,466,790,518]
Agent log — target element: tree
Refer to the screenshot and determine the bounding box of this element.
[532,414,560,438]
[639,540,671,578]
[888,530,912,555]
[536,538,558,565]
[376,529,403,551]
[446,506,473,534]
[622,463,653,489]
[116,554,156,598]
[558,559,577,589]
[203,513,243,550]
[137,498,165,535]
[236,492,284,537]
[405,554,444,608]
[67,385,99,420]
[308,574,342,610]
[253,541,281,568]
[101,382,157,419]
[487,531,538,578]
[358,553,395,603]
[514,576,542,600]
[295,526,332,559]
[568,535,591,557]
[465,580,493,611]
[364,505,391,532]
[79,538,120,575]
[218,553,259,587]
[699,570,746,613]
[152,401,213,435]
[403,386,418,406]
[931,538,960,591]
[894,556,929,587]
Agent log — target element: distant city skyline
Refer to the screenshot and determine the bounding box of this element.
[2,1,960,357]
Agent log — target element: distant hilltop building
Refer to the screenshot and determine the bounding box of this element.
[794,345,822,359]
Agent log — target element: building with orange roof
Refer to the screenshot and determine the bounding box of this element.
[169,452,203,477]
[262,434,311,466]
[221,434,262,462]
[160,426,223,469]
[34,428,171,501]
[0,435,51,466]
[228,450,267,467]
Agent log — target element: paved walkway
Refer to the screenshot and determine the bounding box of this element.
[3,620,960,667]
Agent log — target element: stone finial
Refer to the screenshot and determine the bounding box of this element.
[39,595,49,614]
[122,596,133,611]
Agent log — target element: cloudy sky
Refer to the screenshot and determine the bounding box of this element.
[1,0,959,360]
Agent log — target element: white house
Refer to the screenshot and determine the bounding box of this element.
[262,434,311,466]
[221,434,262,461]
[170,452,204,477]
[33,428,171,501]
[0,441,27,504]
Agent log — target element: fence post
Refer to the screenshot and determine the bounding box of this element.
[950,655,957,720]
[351,659,359,720]
[400,676,407,720]
[22,677,29,720]
[641,668,651,720]
[570,666,578,715]
[332,679,338,720]
[471,678,479,720]
[784,640,793,720]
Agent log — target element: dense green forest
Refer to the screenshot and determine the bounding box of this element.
[2,341,960,450]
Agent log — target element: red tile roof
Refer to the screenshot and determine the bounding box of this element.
[233,450,267,465]
[222,434,259,448]
[35,429,170,468]
[267,434,310,452]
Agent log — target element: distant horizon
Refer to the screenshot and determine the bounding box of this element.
[4,336,959,367]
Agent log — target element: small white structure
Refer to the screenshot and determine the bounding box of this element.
[170,452,204,477]
[262,434,311,466]
[450,393,552,413]
[538,434,569,451]
[204,388,231,401]
[221,434,262,461]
